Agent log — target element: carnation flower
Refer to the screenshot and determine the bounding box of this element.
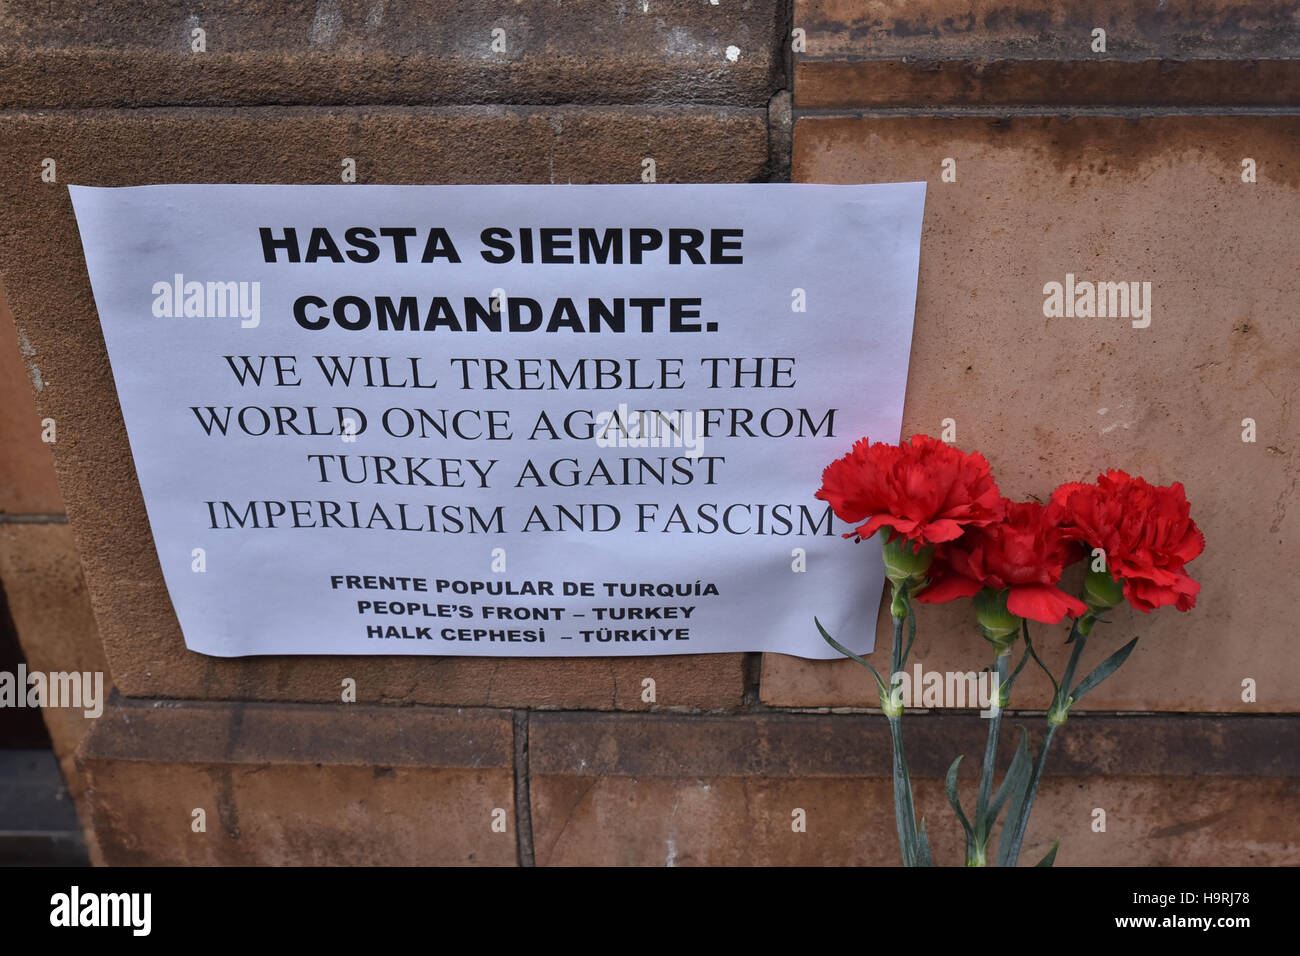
[1048,470,1204,613]
[917,499,1087,626]
[815,434,1002,548]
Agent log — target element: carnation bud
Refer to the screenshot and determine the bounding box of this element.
[881,533,934,589]
[1082,567,1125,612]
[881,533,935,617]
[974,588,1020,652]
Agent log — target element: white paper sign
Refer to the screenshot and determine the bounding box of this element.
[70,183,924,658]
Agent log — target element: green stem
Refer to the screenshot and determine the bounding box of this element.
[815,599,923,866]
[902,602,917,669]
[1002,617,1090,865]
[969,648,1010,865]
[1002,722,1058,867]
[884,601,924,866]
[1055,621,1091,717]
[887,712,920,866]
[891,604,904,679]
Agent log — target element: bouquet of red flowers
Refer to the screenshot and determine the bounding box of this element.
[815,435,1203,866]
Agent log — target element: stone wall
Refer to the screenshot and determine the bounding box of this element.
[0,1,1295,865]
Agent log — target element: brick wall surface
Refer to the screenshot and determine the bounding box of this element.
[793,0,1300,107]
[0,1,786,109]
[0,2,1295,866]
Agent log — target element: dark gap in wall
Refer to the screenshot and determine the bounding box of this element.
[0,580,51,748]
[513,710,535,867]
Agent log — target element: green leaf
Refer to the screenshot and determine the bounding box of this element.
[916,817,933,867]
[1070,637,1140,704]
[1035,839,1061,867]
[944,755,975,843]
[1063,615,1082,645]
[997,723,1059,868]
[814,617,887,692]
[988,727,1030,827]
[995,728,1036,868]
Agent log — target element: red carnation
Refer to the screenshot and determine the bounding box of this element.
[1048,470,1204,613]
[815,434,1002,547]
[917,499,1088,625]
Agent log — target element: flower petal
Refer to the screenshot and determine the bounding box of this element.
[1007,583,1087,624]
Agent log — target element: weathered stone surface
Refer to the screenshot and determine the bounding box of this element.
[0,0,784,108]
[529,712,1300,865]
[0,521,108,827]
[78,697,517,865]
[794,0,1300,107]
[0,284,62,514]
[0,106,761,710]
[765,113,1300,712]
